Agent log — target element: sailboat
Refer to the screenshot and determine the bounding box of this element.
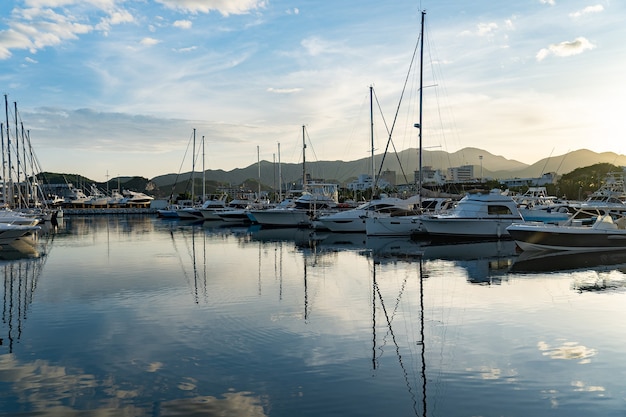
[248,126,339,228]
[315,86,422,233]
[365,11,455,237]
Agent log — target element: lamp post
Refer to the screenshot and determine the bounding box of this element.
[479,155,483,183]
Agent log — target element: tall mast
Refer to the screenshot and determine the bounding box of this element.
[257,145,261,200]
[191,128,196,203]
[278,142,282,202]
[370,85,375,195]
[417,10,425,205]
[301,125,306,190]
[202,135,206,202]
[15,101,22,208]
[4,95,11,207]
[0,123,5,206]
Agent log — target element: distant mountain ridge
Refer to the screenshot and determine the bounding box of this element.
[150,148,626,188]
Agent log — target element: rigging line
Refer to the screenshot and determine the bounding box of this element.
[540,148,554,177]
[374,279,420,417]
[375,24,421,187]
[169,228,194,298]
[168,129,195,202]
[555,150,569,175]
[372,89,413,187]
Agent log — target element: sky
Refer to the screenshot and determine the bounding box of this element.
[1,0,625,182]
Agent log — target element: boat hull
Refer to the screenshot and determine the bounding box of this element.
[365,215,424,236]
[507,223,626,252]
[420,217,518,238]
[248,209,312,227]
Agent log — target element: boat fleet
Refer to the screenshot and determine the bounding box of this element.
[156,168,626,259]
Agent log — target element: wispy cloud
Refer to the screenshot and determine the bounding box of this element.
[569,5,604,19]
[140,37,161,46]
[173,20,192,29]
[154,0,267,16]
[539,0,555,5]
[267,87,302,94]
[477,22,498,36]
[536,37,595,61]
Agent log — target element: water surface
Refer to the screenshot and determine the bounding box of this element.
[1,215,625,416]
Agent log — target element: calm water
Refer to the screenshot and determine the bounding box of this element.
[1,214,626,416]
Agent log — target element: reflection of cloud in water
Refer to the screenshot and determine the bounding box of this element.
[147,361,163,372]
[0,353,267,416]
[160,392,267,416]
[465,366,518,381]
[572,380,605,393]
[538,341,597,364]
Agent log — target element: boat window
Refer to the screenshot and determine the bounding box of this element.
[422,200,438,210]
[487,205,513,215]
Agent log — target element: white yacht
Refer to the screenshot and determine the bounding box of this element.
[365,197,455,236]
[316,195,415,233]
[419,189,523,238]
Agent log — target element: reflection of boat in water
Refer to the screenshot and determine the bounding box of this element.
[510,249,626,274]
[0,239,41,260]
[421,239,518,261]
[247,225,325,248]
[317,232,368,252]
[421,239,518,284]
[366,236,427,262]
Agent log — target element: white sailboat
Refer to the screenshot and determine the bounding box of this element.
[249,126,338,228]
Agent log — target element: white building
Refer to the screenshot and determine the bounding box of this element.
[447,165,474,182]
[346,174,391,191]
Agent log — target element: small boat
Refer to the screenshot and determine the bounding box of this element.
[364,197,455,236]
[507,207,626,252]
[0,222,41,245]
[514,186,570,223]
[198,194,229,220]
[419,189,523,238]
[121,190,154,206]
[316,195,416,233]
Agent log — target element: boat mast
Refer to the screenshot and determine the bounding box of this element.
[0,123,5,207]
[14,101,25,209]
[278,142,282,202]
[202,135,206,202]
[4,95,13,208]
[370,85,376,196]
[417,10,425,206]
[302,125,307,191]
[191,128,196,203]
[257,145,261,201]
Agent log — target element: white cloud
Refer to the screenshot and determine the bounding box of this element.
[536,37,595,61]
[173,20,193,29]
[267,87,302,94]
[154,0,267,16]
[477,22,498,36]
[173,45,198,53]
[540,0,555,5]
[301,37,345,57]
[569,5,604,18]
[140,37,161,46]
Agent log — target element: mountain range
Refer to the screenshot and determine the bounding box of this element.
[149,147,626,189]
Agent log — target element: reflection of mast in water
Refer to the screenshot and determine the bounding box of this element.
[371,258,426,417]
[170,224,208,304]
[1,251,46,353]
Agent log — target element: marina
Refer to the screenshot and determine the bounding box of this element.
[1,214,625,416]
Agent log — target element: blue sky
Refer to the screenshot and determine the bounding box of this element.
[1,0,624,182]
